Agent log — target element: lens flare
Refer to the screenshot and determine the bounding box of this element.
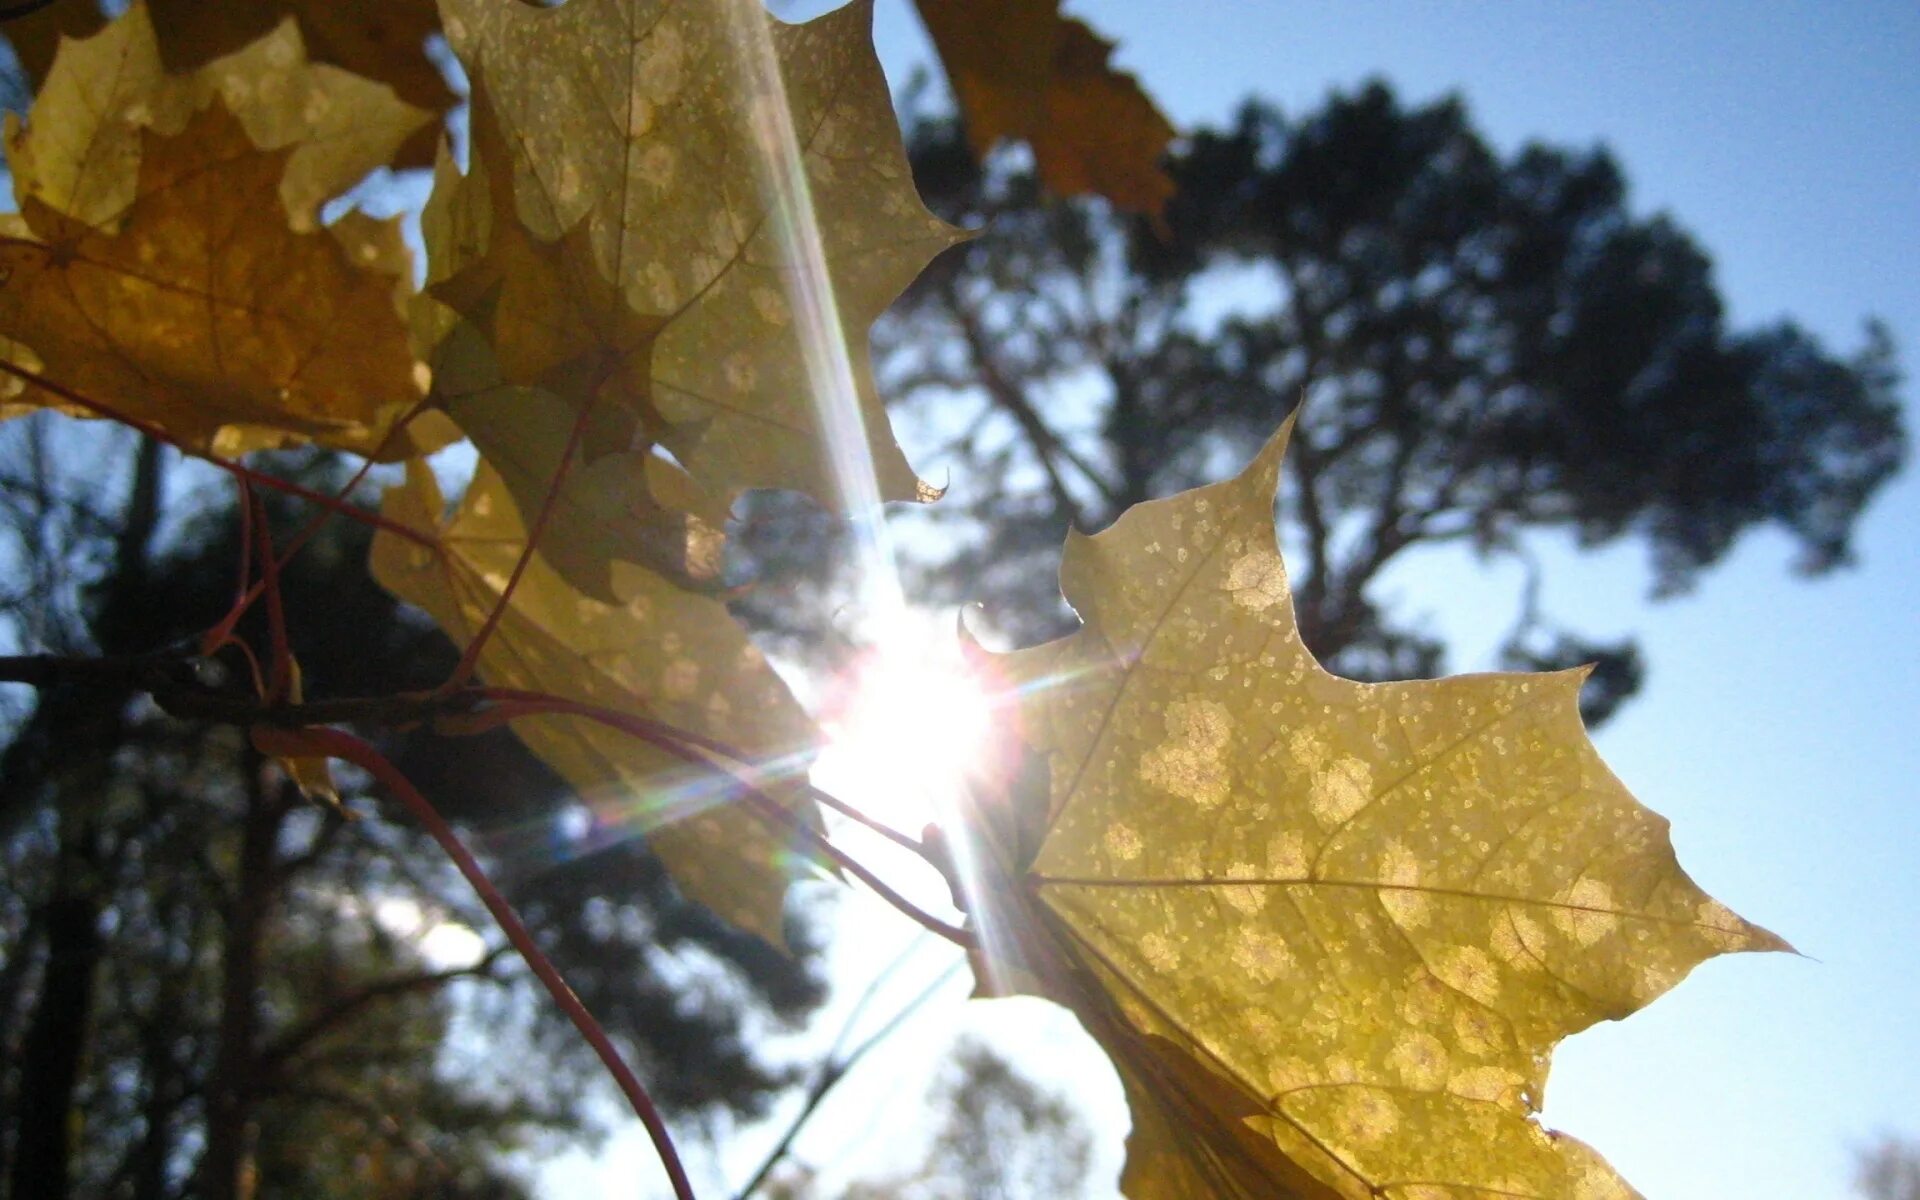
[813,613,999,836]
[721,0,903,622]
[719,1,1008,938]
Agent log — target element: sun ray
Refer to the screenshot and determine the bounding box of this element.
[717,0,1016,933]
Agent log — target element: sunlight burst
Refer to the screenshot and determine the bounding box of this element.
[812,616,1000,838]
[721,3,1006,931]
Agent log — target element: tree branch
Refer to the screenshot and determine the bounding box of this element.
[0,652,488,729]
[259,948,511,1079]
[940,279,1116,520]
[735,957,964,1200]
[1267,252,1339,631]
[253,726,700,1200]
[0,648,973,950]
[471,689,977,951]
[1287,431,1334,625]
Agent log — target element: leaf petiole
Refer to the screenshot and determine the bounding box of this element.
[250,725,699,1200]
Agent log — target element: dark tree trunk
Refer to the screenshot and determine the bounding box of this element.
[2,439,164,1200]
[1107,364,1154,515]
[198,758,285,1200]
[0,906,44,1188]
[5,851,102,1200]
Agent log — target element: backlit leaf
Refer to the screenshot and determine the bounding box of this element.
[5,1,433,230]
[369,462,821,947]
[143,0,453,165]
[915,0,1176,215]
[0,101,428,457]
[423,79,664,451]
[967,415,1787,1198]
[418,100,725,602]
[433,320,730,601]
[0,0,106,92]
[429,0,963,505]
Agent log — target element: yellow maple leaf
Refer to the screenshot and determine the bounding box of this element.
[915,0,1177,216]
[429,0,964,505]
[423,80,665,442]
[5,2,434,231]
[142,0,453,166]
[0,0,105,91]
[965,415,1787,1198]
[432,322,728,603]
[416,101,724,603]
[369,461,822,947]
[0,101,429,458]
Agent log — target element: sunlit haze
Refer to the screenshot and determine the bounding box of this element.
[811,613,998,838]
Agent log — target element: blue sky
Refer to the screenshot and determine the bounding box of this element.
[843,3,1918,1197]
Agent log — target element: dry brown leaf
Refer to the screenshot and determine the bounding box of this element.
[916,0,1176,215]
[144,0,452,166]
[0,102,426,457]
[5,2,433,230]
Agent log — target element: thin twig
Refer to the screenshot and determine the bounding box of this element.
[230,477,255,634]
[808,788,927,858]
[251,726,698,1200]
[525,695,929,858]
[471,691,976,950]
[447,398,594,687]
[258,947,510,1078]
[734,957,964,1200]
[825,936,929,1065]
[0,361,435,549]
[202,396,434,653]
[0,653,973,948]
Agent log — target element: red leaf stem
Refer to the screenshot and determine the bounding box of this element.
[0,360,435,548]
[250,492,291,701]
[249,725,698,1200]
[467,690,976,950]
[204,397,435,651]
[445,399,594,688]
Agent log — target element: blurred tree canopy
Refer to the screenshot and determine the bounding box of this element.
[853,80,1906,723]
[0,428,827,1199]
[764,1038,1093,1200]
[1859,1136,1920,1200]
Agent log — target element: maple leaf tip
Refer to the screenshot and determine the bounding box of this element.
[1225,407,1298,514]
[1251,404,1300,468]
